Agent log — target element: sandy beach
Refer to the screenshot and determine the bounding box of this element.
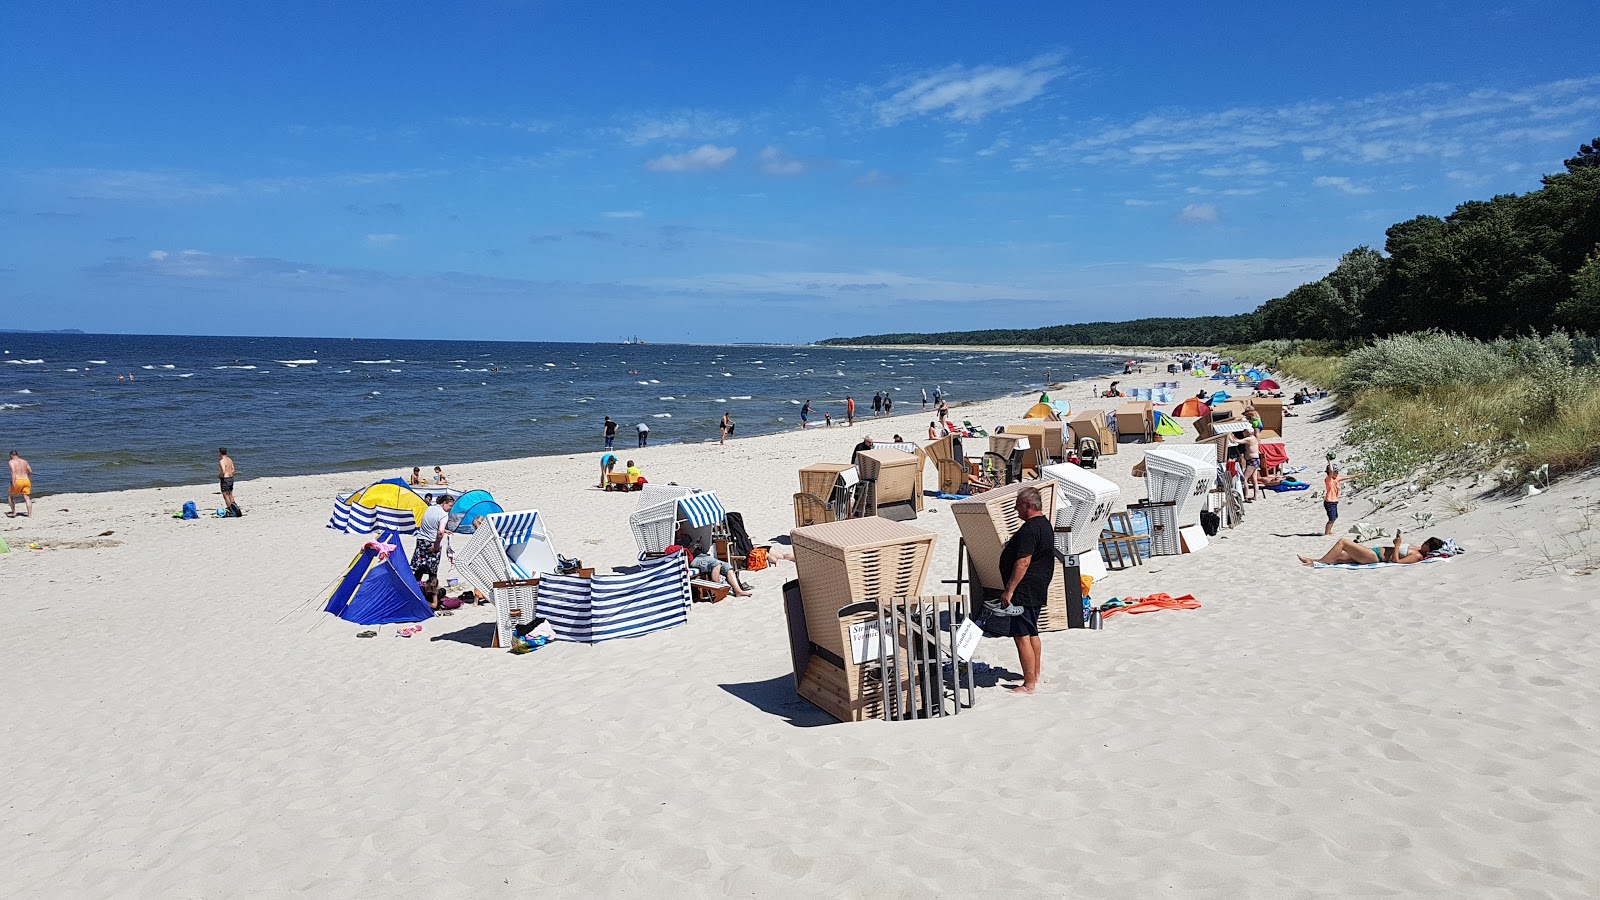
[3,361,1597,898]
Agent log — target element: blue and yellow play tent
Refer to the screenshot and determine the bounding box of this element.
[324,530,434,625]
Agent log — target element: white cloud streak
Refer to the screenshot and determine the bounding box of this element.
[1177,203,1219,224]
[874,54,1069,125]
[644,144,738,173]
[1016,76,1600,172]
[1312,175,1374,195]
[620,110,741,145]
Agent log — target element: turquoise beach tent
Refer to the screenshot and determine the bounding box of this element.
[324,530,434,625]
[448,490,502,534]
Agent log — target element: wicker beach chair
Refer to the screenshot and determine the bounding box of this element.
[792,492,833,528]
[491,578,542,649]
[949,481,1077,632]
[788,518,937,722]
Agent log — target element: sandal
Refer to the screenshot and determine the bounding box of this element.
[356,630,377,638]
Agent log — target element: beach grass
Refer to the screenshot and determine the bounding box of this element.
[1215,331,1600,483]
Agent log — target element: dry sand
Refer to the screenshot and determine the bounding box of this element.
[3,360,1597,898]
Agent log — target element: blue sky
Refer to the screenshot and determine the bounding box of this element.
[2,1,1596,343]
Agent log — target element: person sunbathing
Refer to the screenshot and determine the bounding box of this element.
[675,526,752,597]
[1299,531,1445,567]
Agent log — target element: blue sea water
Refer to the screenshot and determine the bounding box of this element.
[0,333,1124,494]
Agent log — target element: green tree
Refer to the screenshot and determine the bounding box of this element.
[1322,245,1385,338]
[1555,252,1600,330]
[1565,136,1600,172]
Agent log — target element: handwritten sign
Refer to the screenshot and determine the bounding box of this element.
[955,617,982,661]
[848,620,883,664]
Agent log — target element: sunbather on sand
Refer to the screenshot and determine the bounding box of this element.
[1299,531,1445,566]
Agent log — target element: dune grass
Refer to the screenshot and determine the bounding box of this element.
[1317,333,1600,483]
[1277,355,1345,391]
[1215,332,1600,484]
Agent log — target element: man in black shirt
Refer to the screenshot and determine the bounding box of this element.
[995,486,1054,694]
[851,435,875,465]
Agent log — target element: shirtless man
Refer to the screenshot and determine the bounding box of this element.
[218,448,236,508]
[8,450,33,518]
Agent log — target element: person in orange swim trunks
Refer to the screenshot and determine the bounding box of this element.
[8,450,33,518]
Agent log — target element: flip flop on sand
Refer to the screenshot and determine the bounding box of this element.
[356,630,377,638]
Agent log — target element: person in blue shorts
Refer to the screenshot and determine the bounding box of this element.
[599,452,618,488]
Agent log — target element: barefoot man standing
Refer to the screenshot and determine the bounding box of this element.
[994,486,1054,695]
[218,448,236,510]
[7,450,33,518]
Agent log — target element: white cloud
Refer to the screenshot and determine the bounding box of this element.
[644,144,737,173]
[758,146,811,176]
[853,169,903,189]
[1177,203,1219,224]
[874,54,1068,125]
[1197,160,1274,178]
[621,110,741,145]
[148,250,168,260]
[366,233,402,246]
[1016,75,1600,172]
[603,210,645,219]
[1313,175,1374,195]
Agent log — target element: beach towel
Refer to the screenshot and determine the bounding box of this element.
[1100,593,1200,618]
[1312,557,1451,570]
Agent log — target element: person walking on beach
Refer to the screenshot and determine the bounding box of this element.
[217,448,236,512]
[845,395,856,427]
[8,450,33,518]
[882,392,893,415]
[921,388,928,410]
[992,486,1053,695]
[720,412,734,444]
[872,392,883,417]
[800,400,813,429]
[603,416,618,450]
[937,397,949,425]
[637,421,649,448]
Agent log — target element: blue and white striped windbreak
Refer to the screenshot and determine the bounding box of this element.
[676,491,726,528]
[328,493,421,535]
[535,551,691,643]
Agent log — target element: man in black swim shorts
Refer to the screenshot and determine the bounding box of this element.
[218,448,236,509]
[991,486,1054,695]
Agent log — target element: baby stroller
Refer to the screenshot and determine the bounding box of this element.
[1076,436,1100,469]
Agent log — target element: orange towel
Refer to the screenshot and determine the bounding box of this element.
[1100,593,1200,618]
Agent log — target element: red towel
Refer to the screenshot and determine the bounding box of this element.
[1101,593,1201,618]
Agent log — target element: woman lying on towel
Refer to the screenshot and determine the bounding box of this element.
[1299,531,1446,567]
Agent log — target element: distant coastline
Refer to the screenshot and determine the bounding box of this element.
[0,328,85,334]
